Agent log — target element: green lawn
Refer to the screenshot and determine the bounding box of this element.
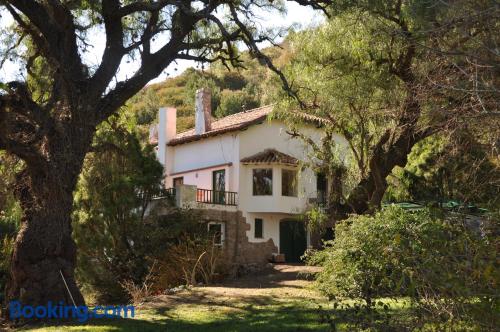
[16,265,332,332]
[8,264,486,332]
[18,297,330,332]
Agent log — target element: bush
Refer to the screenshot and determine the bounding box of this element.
[75,203,203,303]
[153,233,228,291]
[307,207,499,330]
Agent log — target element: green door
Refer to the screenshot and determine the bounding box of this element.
[279,220,307,263]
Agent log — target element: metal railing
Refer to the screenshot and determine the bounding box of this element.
[196,188,238,206]
[152,187,176,199]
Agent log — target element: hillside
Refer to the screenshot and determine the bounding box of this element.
[126,44,289,133]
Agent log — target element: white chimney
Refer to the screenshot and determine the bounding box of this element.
[157,107,176,167]
[195,88,212,135]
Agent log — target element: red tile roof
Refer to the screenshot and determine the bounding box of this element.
[240,148,299,165]
[167,104,329,146]
[168,105,273,146]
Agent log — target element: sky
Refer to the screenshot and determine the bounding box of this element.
[0,3,324,85]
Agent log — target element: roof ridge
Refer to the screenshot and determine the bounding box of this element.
[175,104,273,136]
[213,103,273,119]
[240,148,299,165]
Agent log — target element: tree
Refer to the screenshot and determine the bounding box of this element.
[386,132,500,207]
[0,153,22,301]
[0,0,332,310]
[277,0,499,219]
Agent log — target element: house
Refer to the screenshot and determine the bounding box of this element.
[148,88,347,266]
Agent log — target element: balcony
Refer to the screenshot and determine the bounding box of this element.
[153,185,238,209]
[196,189,238,206]
[152,187,176,199]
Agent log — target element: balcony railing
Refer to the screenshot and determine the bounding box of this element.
[152,187,176,199]
[196,188,238,206]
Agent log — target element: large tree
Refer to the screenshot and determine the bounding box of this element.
[278,0,499,219]
[0,0,330,310]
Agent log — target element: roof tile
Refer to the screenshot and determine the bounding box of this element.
[166,104,329,146]
[240,148,299,165]
[168,105,273,146]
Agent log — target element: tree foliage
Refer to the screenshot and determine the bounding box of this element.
[72,111,204,302]
[0,0,332,308]
[386,132,500,207]
[276,0,499,219]
[307,207,500,330]
[126,44,288,133]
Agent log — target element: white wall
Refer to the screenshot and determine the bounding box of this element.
[237,120,347,214]
[172,134,237,172]
[165,118,348,214]
[243,212,310,249]
[165,133,239,191]
[167,164,231,191]
[239,164,313,213]
[244,212,280,248]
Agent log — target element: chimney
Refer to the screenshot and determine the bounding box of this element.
[157,107,176,166]
[195,88,212,135]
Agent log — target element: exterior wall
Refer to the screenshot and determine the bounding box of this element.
[244,212,281,245]
[243,212,309,252]
[237,120,347,215]
[165,133,239,192]
[164,118,348,211]
[168,164,232,191]
[157,107,176,175]
[161,117,348,253]
[196,209,278,266]
[145,198,276,268]
[239,164,314,214]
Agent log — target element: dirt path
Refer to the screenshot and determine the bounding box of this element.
[142,264,324,310]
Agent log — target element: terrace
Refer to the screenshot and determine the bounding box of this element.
[153,185,238,210]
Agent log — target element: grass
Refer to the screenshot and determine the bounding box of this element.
[7,264,490,332]
[15,265,332,332]
[17,297,330,332]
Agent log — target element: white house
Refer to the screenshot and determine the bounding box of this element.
[149,88,347,264]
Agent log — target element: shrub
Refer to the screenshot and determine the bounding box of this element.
[120,262,157,304]
[153,233,228,291]
[307,207,499,330]
[75,206,204,303]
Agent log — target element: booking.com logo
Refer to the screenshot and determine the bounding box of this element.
[9,301,135,322]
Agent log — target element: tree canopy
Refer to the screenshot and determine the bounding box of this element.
[276,0,499,218]
[0,0,331,311]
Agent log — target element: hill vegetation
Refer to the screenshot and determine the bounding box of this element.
[126,45,288,133]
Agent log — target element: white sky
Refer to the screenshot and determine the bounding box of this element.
[0,3,323,85]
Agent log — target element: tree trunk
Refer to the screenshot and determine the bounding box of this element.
[6,155,86,309]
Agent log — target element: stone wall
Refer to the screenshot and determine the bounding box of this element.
[195,209,278,266]
[146,198,278,271]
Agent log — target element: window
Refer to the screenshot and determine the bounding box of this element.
[173,177,184,187]
[316,173,327,205]
[254,218,263,239]
[212,170,226,204]
[208,222,225,246]
[282,169,298,197]
[253,168,273,195]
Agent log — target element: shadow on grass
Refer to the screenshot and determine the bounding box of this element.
[17,296,330,332]
[321,302,416,332]
[209,264,319,290]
